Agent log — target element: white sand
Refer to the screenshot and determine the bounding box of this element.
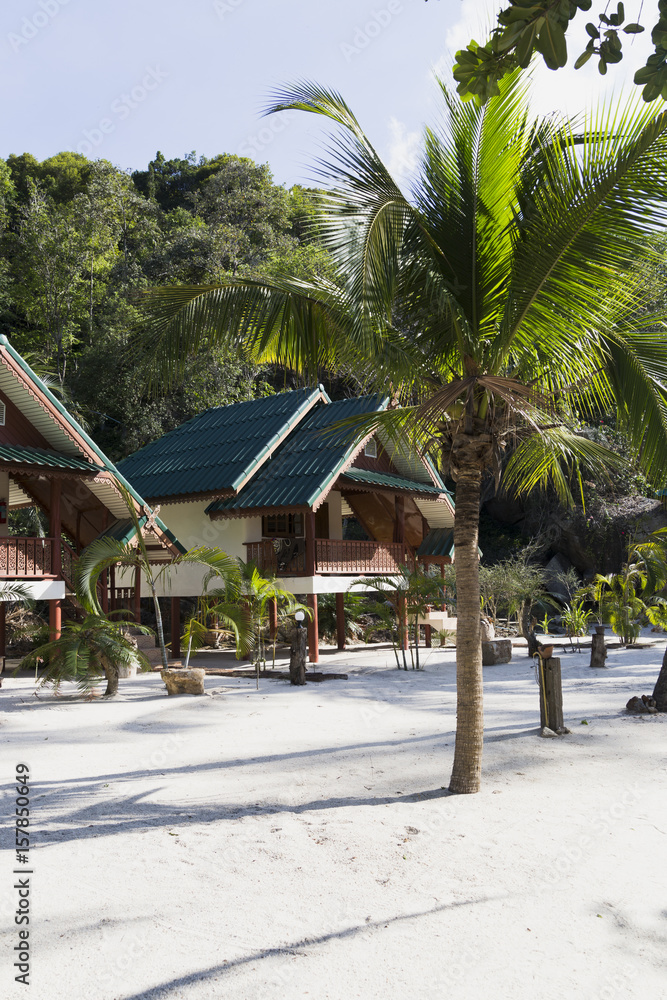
[1,639,666,1000]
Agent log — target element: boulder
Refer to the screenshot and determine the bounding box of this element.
[161,668,205,696]
[118,663,138,679]
[482,639,512,665]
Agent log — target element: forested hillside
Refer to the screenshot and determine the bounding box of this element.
[0,150,328,460]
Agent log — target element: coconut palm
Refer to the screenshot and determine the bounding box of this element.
[138,76,667,792]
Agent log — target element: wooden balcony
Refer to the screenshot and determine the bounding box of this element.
[0,537,59,578]
[244,538,414,576]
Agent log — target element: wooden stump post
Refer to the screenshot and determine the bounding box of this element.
[289,628,307,685]
[538,656,564,731]
[590,627,607,668]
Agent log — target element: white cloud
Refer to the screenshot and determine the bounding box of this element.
[385,116,421,186]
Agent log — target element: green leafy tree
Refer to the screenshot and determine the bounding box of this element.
[450,1,667,104]
[94,78,667,791]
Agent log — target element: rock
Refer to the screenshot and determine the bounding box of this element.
[540,727,559,738]
[556,726,572,735]
[482,639,512,665]
[118,663,138,679]
[544,553,575,602]
[161,668,205,696]
[626,695,658,714]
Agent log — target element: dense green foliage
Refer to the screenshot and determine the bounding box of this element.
[451,1,667,105]
[0,149,325,460]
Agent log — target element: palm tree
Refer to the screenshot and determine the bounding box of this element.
[76,484,245,671]
[21,613,154,697]
[139,76,667,792]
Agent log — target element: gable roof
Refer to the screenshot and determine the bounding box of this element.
[341,467,448,498]
[206,394,391,514]
[0,336,183,552]
[117,387,325,501]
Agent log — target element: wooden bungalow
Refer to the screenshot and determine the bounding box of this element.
[118,386,456,661]
[0,335,184,655]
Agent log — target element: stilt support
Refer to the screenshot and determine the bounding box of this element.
[307,594,319,664]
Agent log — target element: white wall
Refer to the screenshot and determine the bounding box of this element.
[327,490,343,540]
[116,503,262,598]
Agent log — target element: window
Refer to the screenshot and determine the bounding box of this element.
[262,513,304,537]
[0,401,5,426]
[364,438,377,458]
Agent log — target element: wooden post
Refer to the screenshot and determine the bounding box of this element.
[0,602,6,657]
[425,624,432,648]
[269,599,278,640]
[307,593,319,664]
[590,627,607,668]
[538,656,564,731]
[336,591,346,651]
[289,627,307,685]
[305,510,316,575]
[101,570,109,614]
[49,479,62,577]
[134,565,141,625]
[49,599,62,642]
[399,594,409,651]
[171,596,181,661]
[109,565,116,612]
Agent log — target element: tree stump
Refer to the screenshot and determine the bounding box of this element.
[590,628,607,669]
[538,656,564,731]
[289,628,307,686]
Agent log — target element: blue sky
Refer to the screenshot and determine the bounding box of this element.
[0,0,653,188]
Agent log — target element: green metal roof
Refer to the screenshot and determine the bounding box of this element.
[206,395,388,513]
[0,443,103,472]
[117,388,323,500]
[417,528,455,559]
[341,467,447,497]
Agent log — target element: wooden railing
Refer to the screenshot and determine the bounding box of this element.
[244,539,306,575]
[315,540,414,575]
[245,538,414,576]
[0,537,57,577]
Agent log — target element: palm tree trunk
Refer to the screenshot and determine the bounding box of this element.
[449,465,483,794]
[102,658,119,697]
[653,646,667,711]
[150,583,169,670]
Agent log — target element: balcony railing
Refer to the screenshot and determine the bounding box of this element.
[245,538,414,576]
[0,537,58,577]
[315,539,413,574]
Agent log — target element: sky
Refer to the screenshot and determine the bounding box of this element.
[0,0,656,189]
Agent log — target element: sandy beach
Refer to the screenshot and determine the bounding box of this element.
[1,639,666,999]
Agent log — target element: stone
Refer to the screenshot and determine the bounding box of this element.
[540,727,559,738]
[626,695,657,713]
[482,639,512,665]
[118,663,138,679]
[161,668,205,696]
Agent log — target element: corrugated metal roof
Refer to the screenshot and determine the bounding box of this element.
[0,443,103,472]
[341,467,446,496]
[117,388,323,499]
[417,528,455,558]
[207,395,387,513]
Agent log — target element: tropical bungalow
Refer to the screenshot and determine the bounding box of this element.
[0,335,184,657]
[118,386,456,661]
